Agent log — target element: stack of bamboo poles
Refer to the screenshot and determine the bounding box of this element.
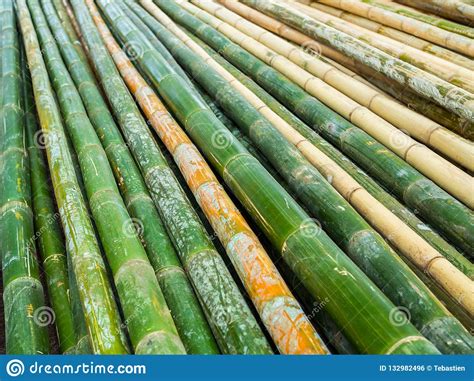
[0,0,472,355]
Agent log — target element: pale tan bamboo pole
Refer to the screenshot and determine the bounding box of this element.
[185,0,474,207]
[219,0,474,159]
[311,0,474,55]
[139,0,474,316]
[305,1,474,71]
[394,0,474,25]
[288,1,474,93]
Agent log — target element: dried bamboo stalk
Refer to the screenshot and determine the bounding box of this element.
[306,1,474,70]
[242,0,474,122]
[290,1,474,93]
[223,2,474,140]
[313,0,474,53]
[189,0,474,208]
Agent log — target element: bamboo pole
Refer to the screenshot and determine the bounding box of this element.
[394,0,474,26]
[291,0,474,93]
[16,0,128,354]
[163,0,474,259]
[192,0,474,207]
[96,3,329,355]
[163,0,474,255]
[317,44,474,141]
[41,0,218,355]
[219,1,474,169]
[22,50,76,354]
[185,29,474,283]
[138,0,474,352]
[121,0,443,355]
[221,2,474,141]
[179,0,474,323]
[0,0,49,354]
[242,0,474,123]
[315,0,474,48]
[27,0,187,354]
[305,1,474,70]
[71,0,271,355]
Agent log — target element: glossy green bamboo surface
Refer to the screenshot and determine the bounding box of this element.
[42,0,218,355]
[71,0,270,355]
[17,0,131,354]
[22,50,76,354]
[103,0,442,354]
[132,0,472,354]
[28,0,186,355]
[0,0,49,354]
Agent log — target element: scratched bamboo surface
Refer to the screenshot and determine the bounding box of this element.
[1,0,472,355]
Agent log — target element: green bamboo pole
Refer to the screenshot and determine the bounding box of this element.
[66,252,91,353]
[105,0,442,354]
[127,0,474,353]
[164,0,474,257]
[71,0,270,355]
[242,0,474,122]
[16,0,129,354]
[0,0,49,354]
[41,0,218,355]
[27,0,185,355]
[306,1,474,70]
[22,48,76,354]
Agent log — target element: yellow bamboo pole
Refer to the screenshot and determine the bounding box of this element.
[217,0,474,170]
[91,1,328,355]
[140,0,474,318]
[185,0,474,208]
[394,0,474,25]
[289,1,474,93]
[304,1,474,70]
[311,0,474,56]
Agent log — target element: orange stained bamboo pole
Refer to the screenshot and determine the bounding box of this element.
[90,2,329,355]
